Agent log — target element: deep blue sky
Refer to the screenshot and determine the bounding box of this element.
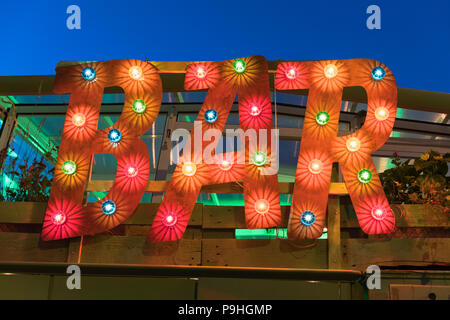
[1,0,449,92]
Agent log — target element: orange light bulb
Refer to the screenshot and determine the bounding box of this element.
[324,64,338,78]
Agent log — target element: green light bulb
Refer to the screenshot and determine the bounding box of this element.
[315,111,330,125]
[357,169,372,183]
[132,99,146,114]
[62,160,77,175]
[252,151,267,166]
[233,59,247,74]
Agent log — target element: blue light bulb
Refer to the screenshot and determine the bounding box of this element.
[371,66,385,81]
[108,128,122,143]
[81,67,96,81]
[204,109,218,123]
[102,200,116,215]
[300,210,316,226]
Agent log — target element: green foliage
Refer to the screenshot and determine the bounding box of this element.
[379,150,450,209]
[1,154,53,202]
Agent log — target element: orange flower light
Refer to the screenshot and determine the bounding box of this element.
[171,161,209,193]
[208,153,245,184]
[309,60,350,92]
[118,92,161,136]
[295,150,333,191]
[221,56,263,88]
[113,59,161,94]
[245,187,281,229]
[53,151,90,190]
[63,105,99,142]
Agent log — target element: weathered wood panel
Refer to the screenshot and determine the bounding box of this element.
[0,232,68,262]
[327,196,341,269]
[0,275,51,299]
[80,235,201,266]
[342,238,450,270]
[197,278,355,300]
[50,276,196,300]
[203,206,290,229]
[0,202,46,224]
[202,239,328,268]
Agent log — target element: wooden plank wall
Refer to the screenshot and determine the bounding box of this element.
[0,200,448,271]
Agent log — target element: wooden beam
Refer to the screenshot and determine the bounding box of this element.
[202,239,328,268]
[86,180,349,195]
[342,238,450,271]
[0,233,68,263]
[80,236,201,266]
[327,196,342,269]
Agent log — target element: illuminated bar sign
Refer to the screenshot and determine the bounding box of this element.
[41,56,397,242]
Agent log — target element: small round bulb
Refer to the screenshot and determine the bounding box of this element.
[300,210,316,226]
[371,206,387,220]
[346,137,361,152]
[204,109,218,123]
[102,200,117,215]
[51,211,66,226]
[249,105,261,116]
[62,160,77,175]
[196,66,206,79]
[233,59,247,74]
[163,213,177,227]
[132,99,147,114]
[182,162,197,176]
[252,151,267,166]
[315,111,330,125]
[375,107,389,121]
[286,67,297,80]
[129,66,143,80]
[357,169,373,183]
[108,129,122,144]
[308,159,323,174]
[125,164,138,178]
[255,199,270,214]
[219,159,233,171]
[81,67,96,81]
[324,64,338,78]
[371,66,386,81]
[72,113,86,127]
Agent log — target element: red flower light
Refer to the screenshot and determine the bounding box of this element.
[185,62,221,90]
